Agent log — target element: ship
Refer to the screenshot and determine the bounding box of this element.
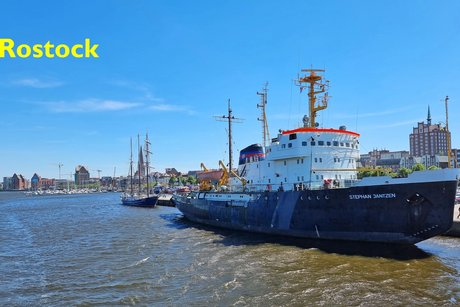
[173,69,460,244]
[121,132,158,207]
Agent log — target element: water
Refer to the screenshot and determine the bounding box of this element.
[0,192,459,306]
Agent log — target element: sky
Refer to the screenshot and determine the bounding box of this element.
[1,0,460,179]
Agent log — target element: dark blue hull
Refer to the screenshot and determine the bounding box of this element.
[173,180,458,244]
[121,195,158,207]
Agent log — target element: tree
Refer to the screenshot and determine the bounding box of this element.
[397,167,412,178]
[412,163,426,172]
[186,176,197,185]
[428,165,440,170]
[168,177,176,187]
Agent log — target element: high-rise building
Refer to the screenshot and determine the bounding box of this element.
[409,106,450,157]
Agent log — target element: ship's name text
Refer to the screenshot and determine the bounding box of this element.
[349,193,396,200]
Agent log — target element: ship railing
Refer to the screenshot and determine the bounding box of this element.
[239,179,360,192]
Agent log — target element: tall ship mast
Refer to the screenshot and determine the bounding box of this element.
[121,132,159,208]
[173,69,460,245]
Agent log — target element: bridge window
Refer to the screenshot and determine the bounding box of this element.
[289,133,297,140]
[282,144,286,149]
[302,141,307,146]
[346,143,350,147]
[288,143,292,148]
[318,141,324,146]
[327,141,331,146]
[311,141,316,146]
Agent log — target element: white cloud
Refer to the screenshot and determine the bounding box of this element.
[149,103,195,115]
[12,78,64,88]
[44,99,142,113]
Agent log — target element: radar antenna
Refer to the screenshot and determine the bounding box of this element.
[214,99,244,172]
[296,68,330,128]
[257,82,270,148]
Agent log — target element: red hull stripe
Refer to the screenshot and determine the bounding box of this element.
[282,128,360,137]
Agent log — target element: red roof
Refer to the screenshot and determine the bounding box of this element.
[282,127,360,137]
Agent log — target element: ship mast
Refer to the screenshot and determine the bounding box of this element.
[297,69,330,128]
[129,138,133,195]
[445,96,452,169]
[215,99,243,172]
[257,82,270,148]
[145,131,151,197]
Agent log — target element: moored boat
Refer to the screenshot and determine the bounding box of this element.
[121,132,158,208]
[173,69,460,244]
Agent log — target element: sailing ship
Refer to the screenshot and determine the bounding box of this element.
[121,132,158,207]
[173,69,460,244]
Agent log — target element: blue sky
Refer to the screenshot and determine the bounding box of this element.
[1,0,460,179]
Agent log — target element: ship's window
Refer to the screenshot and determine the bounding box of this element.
[321,175,324,179]
[311,141,316,146]
[334,158,336,162]
[268,162,270,167]
[282,144,286,148]
[302,176,304,180]
[284,178,287,182]
[319,158,322,162]
[327,141,331,146]
[288,143,292,148]
[346,143,350,147]
[268,179,271,183]
[318,141,324,146]
[338,158,340,162]
[316,175,319,180]
[297,159,299,164]
[301,158,304,163]
[284,161,287,166]
[302,141,307,146]
[340,142,344,147]
[351,144,354,149]
[289,133,297,140]
[314,158,318,163]
[297,176,300,181]
[333,141,339,146]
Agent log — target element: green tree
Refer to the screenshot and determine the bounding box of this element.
[412,163,426,172]
[397,167,412,178]
[428,165,440,170]
[186,176,197,185]
[168,177,176,187]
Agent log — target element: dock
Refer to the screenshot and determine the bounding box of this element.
[157,194,174,207]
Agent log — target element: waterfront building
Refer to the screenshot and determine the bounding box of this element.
[2,177,12,190]
[451,148,460,168]
[12,173,28,190]
[409,107,450,157]
[400,154,448,169]
[75,165,90,186]
[360,149,409,172]
[31,173,41,190]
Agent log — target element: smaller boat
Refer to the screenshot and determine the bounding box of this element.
[121,133,158,207]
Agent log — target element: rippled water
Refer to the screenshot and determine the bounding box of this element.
[0,192,459,306]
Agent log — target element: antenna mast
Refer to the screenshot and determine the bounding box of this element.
[257,82,270,148]
[130,138,133,195]
[296,69,330,128]
[214,99,243,172]
[445,96,452,168]
[145,131,152,197]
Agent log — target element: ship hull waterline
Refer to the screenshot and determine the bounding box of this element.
[173,180,457,245]
[121,195,159,208]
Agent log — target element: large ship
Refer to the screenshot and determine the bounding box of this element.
[173,69,459,244]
